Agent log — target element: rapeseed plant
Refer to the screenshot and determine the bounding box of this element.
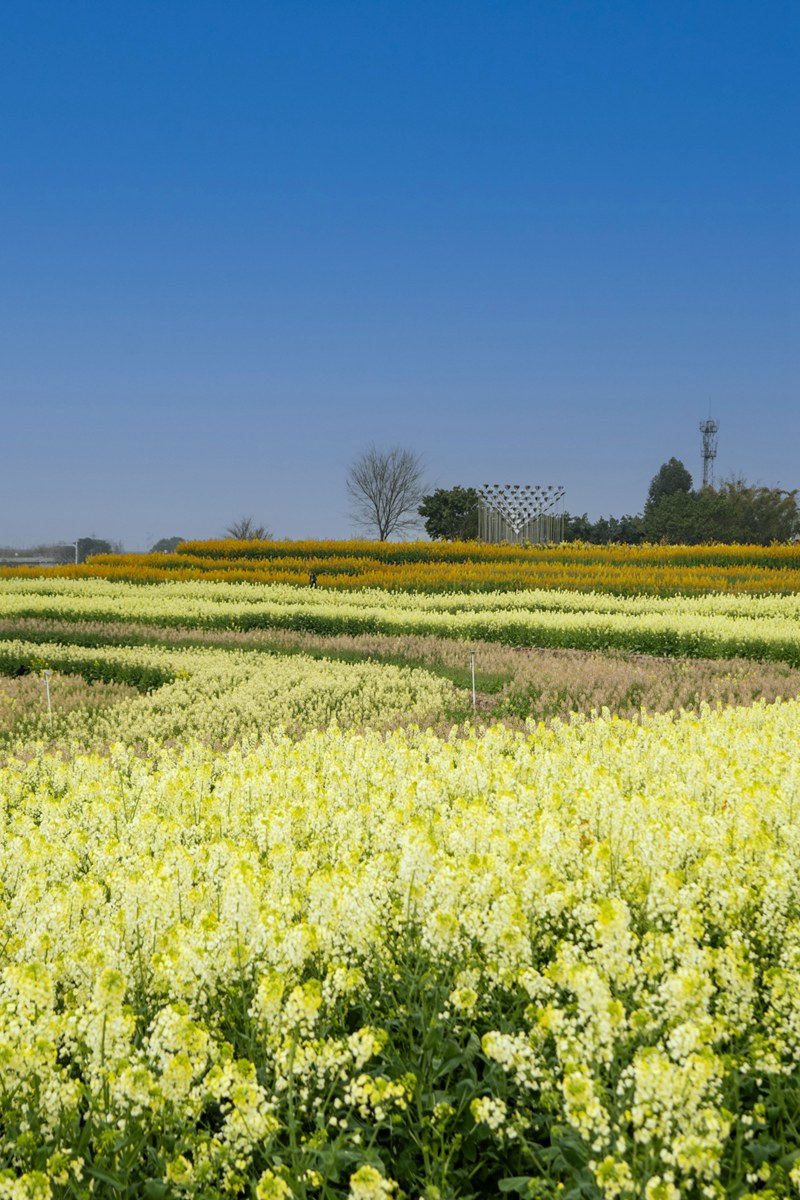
[1,706,800,1195]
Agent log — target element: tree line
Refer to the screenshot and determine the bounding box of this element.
[173,450,800,546]
[10,449,797,556]
[416,457,799,545]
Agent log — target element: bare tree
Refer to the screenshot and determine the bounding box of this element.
[225,516,272,540]
[346,444,426,540]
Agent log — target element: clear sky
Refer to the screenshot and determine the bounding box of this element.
[1,0,797,547]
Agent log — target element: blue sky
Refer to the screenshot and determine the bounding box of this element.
[1,0,797,546]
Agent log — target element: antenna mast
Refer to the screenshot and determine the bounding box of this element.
[699,418,719,488]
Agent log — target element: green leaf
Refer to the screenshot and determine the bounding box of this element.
[498,1177,535,1195]
[85,1166,125,1188]
[551,1125,589,1170]
[144,1184,169,1200]
[747,1135,782,1165]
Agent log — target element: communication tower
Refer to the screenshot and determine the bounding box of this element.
[699,418,719,488]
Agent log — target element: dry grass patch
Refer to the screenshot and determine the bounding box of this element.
[0,671,139,738]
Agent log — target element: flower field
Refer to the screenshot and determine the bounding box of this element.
[4,577,800,664]
[2,570,800,1198]
[0,638,458,752]
[4,539,800,596]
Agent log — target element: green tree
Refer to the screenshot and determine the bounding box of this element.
[584,514,644,545]
[418,486,480,540]
[646,458,693,507]
[151,536,185,553]
[562,513,594,542]
[563,512,643,544]
[615,513,646,544]
[643,478,799,544]
[642,490,702,543]
[712,478,799,543]
[76,537,113,563]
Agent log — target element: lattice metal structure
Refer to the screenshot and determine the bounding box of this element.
[699,418,719,488]
[477,483,566,544]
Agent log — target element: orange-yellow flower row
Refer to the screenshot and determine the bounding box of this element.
[175,538,800,570]
[3,540,800,595]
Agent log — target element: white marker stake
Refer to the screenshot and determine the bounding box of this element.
[43,669,53,731]
[470,651,476,712]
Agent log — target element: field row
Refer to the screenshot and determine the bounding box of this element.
[0,638,458,752]
[7,619,800,740]
[4,579,800,664]
[174,539,800,567]
[2,705,800,1196]
[6,537,800,595]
